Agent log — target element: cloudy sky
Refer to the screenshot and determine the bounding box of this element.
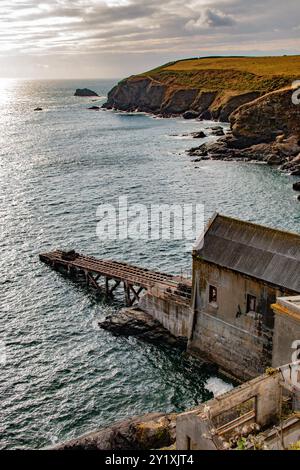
[1,0,299,79]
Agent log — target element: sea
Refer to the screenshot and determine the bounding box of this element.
[0,79,299,449]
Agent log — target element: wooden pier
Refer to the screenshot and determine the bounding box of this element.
[39,250,192,306]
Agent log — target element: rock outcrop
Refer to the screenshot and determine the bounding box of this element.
[193,88,300,167]
[75,88,99,97]
[230,88,300,145]
[54,412,176,450]
[99,307,186,348]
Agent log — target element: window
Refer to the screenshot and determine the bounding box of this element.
[209,285,217,303]
[247,294,256,313]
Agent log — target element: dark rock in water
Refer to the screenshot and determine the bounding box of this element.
[298,195,300,202]
[192,131,206,139]
[99,307,186,348]
[293,182,300,191]
[266,154,282,165]
[199,109,213,120]
[34,107,43,111]
[192,156,210,163]
[183,110,199,120]
[187,143,208,157]
[205,133,300,164]
[75,88,99,97]
[53,412,176,450]
[210,126,225,136]
[88,105,100,110]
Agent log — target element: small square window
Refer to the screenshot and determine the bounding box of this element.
[247,294,256,313]
[209,285,217,303]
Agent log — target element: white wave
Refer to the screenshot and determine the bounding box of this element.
[205,377,233,397]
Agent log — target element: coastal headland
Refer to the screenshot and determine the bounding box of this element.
[103,56,300,188]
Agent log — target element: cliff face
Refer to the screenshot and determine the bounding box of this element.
[203,87,300,170]
[230,87,300,143]
[103,56,300,122]
[103,75,262,121]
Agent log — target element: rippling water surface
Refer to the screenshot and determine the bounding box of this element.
[0,79,299,449]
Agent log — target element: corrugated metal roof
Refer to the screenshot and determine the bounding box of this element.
[194,214,300,293]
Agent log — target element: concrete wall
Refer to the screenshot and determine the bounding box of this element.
[138,290,192,339]
[188,310,272,381]
[189,258,294,380]
[176,372,282,450]
[192,258,289,328]
[272,306,300,367]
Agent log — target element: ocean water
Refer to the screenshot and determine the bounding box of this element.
[0,79,299,449]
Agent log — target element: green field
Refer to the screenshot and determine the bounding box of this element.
[140,55,300,93]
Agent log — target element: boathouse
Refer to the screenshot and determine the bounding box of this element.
[189,214,300,381]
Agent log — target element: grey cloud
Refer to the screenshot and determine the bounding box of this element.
[0,0,299,77]
[185,8,236,30]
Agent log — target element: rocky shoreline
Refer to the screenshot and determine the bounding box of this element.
[183,88,300,199]
[103,75,300,199]
[54,412,176,450]
[99,307,187,349]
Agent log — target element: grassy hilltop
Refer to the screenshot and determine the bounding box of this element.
[142,55,300,93]
[104,55,300,121]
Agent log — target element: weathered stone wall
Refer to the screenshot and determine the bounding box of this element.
[188,310,271,381]
[138,291,192,339]
[192,258,288,328]
[188,258,294,380]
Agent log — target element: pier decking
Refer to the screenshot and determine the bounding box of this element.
[39,250,192,306]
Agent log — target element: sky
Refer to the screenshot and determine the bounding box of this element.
[0,0,300,79]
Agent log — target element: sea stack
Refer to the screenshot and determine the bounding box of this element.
[74,88,99,97]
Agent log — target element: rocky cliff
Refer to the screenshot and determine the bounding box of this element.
[194,87,300,178]
[103,75,262,121]
[103,56,300,122]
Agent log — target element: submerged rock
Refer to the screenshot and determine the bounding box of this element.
[54,412,176,450]
[75,88,99,97]
[99,307,186,348]
[187,143,208,157]
[88,105,100,110]
[293,182,300,191]
[192,131,207,139]
[34,107,43,111]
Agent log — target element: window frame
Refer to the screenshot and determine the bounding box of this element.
[209,284,218,304]
[246,293,257,313]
